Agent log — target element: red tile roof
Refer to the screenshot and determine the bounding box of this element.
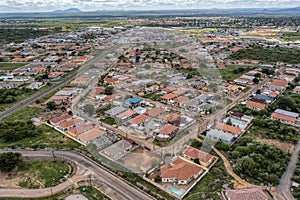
[226,188,268,200]
[116,109,136,119]
[129,114,148,125]
[161,158,203,181]
[270,79,288,87]
[158,124,178,135]
[246,101,266,110]
[146,107,164,117]
[59,118,83,129]
[216,123,241,135]
[78,128,105,143]
[161,93,176,100]
[50,114,72,124]
[183,146,214,164]
[271,113,297,123]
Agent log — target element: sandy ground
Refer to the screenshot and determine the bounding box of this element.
[255,137,295,153]
[0,171,21,189]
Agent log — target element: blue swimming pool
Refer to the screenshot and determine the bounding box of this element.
[167,186,185,196]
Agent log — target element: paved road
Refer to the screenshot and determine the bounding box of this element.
[0,149,154,200]
[0,44,120,120]
[277,138,300,200]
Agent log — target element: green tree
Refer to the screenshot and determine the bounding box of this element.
[104,86,114,95]
[46,101,57,111]
[83,104,95,116]
[253,78,259,84]
[0,152,23,172]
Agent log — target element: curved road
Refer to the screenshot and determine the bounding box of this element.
[277,138,300,200]
[0,149,154,200]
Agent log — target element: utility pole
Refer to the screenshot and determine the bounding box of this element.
[52,150,56,162]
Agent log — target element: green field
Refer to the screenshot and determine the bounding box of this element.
[229,45,300,64]
[12,160,70,188]
[220,65,257,82]
[0,62,27,70]
[0,107,83,150]
[279,32,300,42]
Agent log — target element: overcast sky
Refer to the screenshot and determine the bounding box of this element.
[0,0,299,12]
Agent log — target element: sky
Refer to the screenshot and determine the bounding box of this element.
[0,0,299,12]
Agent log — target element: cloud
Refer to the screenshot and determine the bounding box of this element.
[0,0,299,12]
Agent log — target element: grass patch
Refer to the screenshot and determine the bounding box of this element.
[1,186,110,200]
[0,107,83,150]
[279,32,300,42]
[101,117,117,125]
[0,62,27,70]
[184,160,232,200]
[226,136,289,186]
[0,83,51,112]
[16,160,69,188]
[220,65,257,82]
[229,44,300,64]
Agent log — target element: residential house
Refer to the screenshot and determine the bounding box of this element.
[58,118,84,132]
[268,79,288,92]
[155,123,178,141]
[182,146,217,168]
[105,106,127,117]
[206,129,235,144]
[271,109,299,125]
[49,113,73,126]
[116,109,137,121]
[78,128,106,144]
[129,114,149,126]
[216,123,241,136]
[225,188,268,200]
[293,86,300,94]
[160,158,204,185]
[246,100,266,111]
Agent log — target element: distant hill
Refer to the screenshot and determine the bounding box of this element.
[276,6,300,12]
[263,6,300,13]
[52,8,82,14]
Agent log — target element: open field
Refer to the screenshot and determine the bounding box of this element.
[0,63,28,70]
[220,65,257,82]
[0,84,51,112]
[0,107,83,150]
[4,160,70,189]
[279,32,300,41]
[0,186,110,200]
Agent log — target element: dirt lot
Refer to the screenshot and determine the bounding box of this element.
[255,137,295,153]
[0,170,21,189]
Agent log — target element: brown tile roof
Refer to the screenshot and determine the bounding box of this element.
[270,79,288,87]
[174,96,189,104]
[129,114,148,125]
[59,118,83,129]
[116,109,136,119]
[158,124,178,135]
[216,123,241,135]
[183,146,214,164]
[68,123,94,135]
[78,128,105,143]
[246,100,266,110]
[226,188,268,200]
[50,114,72,124]
[271,113,297,123]
[161,158,203,181]
[146,107,164,117]
[161,93,176,100]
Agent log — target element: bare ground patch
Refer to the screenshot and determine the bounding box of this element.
[255,136,295,153]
